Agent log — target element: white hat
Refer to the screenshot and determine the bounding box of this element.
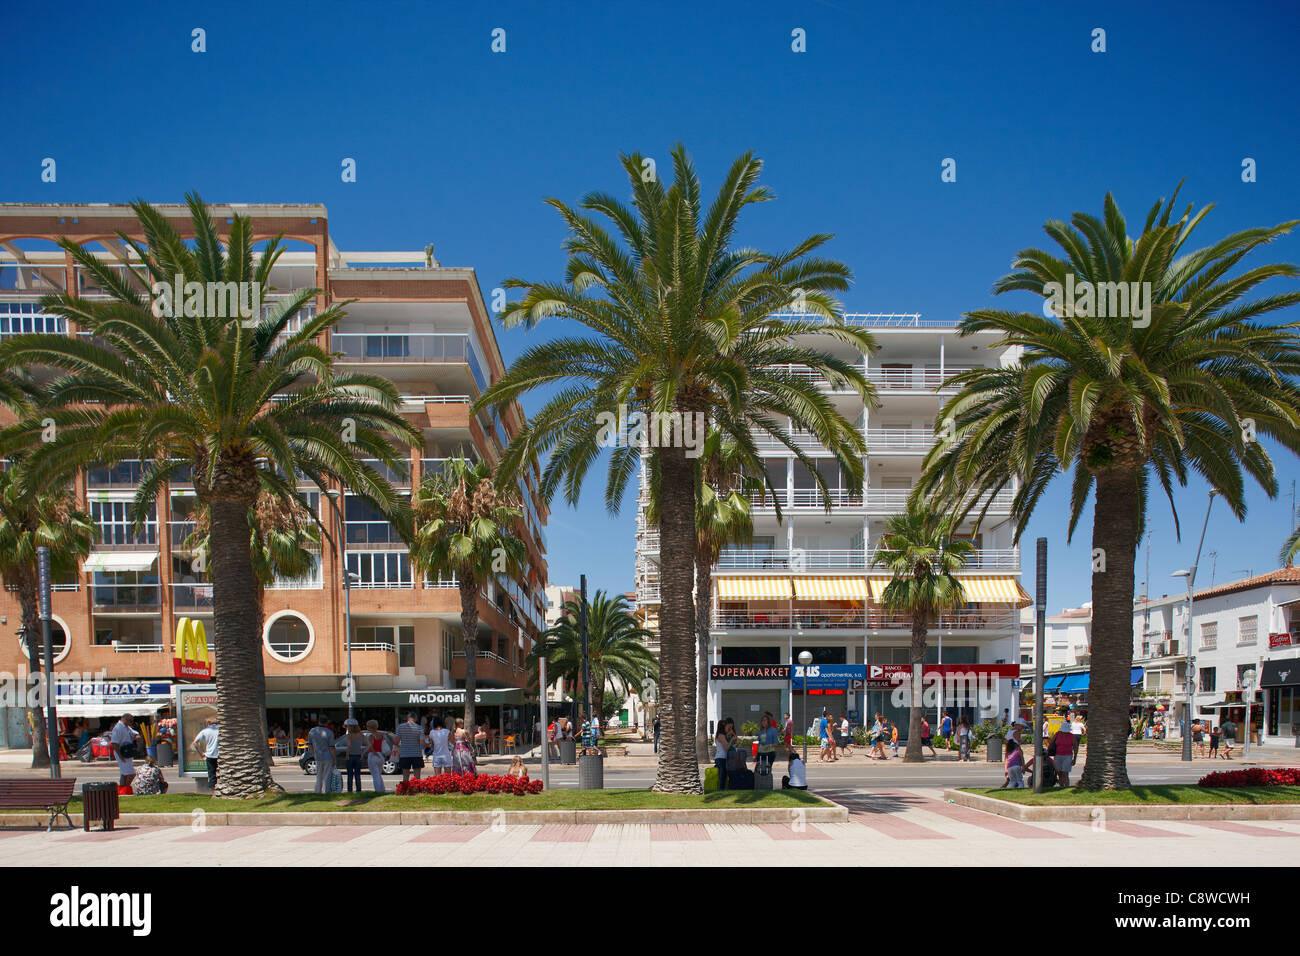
[1013,717,1029,727]
[344,718,359,727]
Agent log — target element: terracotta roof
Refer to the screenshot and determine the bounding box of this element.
[1189,566,1300,602]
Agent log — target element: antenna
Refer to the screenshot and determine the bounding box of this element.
[1233,568,1253,582]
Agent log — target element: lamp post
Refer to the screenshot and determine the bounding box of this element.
[1241,668,1256,758]
[325,489,356,721]
[1172,490,1216,762]
[38,547,59,778]
[797,650,813,763]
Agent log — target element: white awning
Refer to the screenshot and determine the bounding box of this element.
[55,700,171,718]
[83,551,159,572]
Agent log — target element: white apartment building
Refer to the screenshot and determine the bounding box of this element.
[1132,568,1300,746]
[1020,604,1093,679]
[634,314,1029,738]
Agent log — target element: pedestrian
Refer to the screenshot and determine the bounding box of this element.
[957,718,972,762]
[395,712,426,784]
[782,712,793,750]
[920,716,937,758]
[837,714,853,757]
[870,714,887,760]
[714,721,732,789]
[451,717,477,774]
[1070,713,1085,755]
[131,755,169,795]
[890,721,899,757]
[781,750,808,790]
[342,718,364,793]
[506,755,529,780]
[364,720,388,792]
[308,714,336,794]
[939,711,953,744]
[428,716,452,775]
[756,713,779,774]
[1191,718,1205,759]
[1050,718,1076,787]
[652,714,661,753]
[1208,721,1221,758]
[110,712,140,789]
[1221,718,1236,759]
[1003,737,1025,788]
[191,716,219,790]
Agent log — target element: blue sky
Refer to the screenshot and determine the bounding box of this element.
[5,0,1300,611]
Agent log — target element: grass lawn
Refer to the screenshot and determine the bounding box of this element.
[57,788,827,814]
[963,785,1300,806]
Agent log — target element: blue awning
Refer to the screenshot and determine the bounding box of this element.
[1043,676,1066,692]
[1130,667,1144,686]
[1058,673,1089,693]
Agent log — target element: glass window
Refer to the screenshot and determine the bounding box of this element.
[398,626,415,668]
[1199,667,1216,693]
[90,500,157,545]
[1237,616,1257,646]
[266,614,311,661]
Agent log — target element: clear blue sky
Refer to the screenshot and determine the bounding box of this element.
[6,0,1300,610]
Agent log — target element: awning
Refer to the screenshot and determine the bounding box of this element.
[716,576,791,601]
[55,701,171,718]
[954,576,1033,607]
[793,576,869,600]
[1043,676,1066,692]
[1260,659,1300,688]
[84,551,159,573]
[867,577,891,601]
[1046,668,1143,695]
[1058,673,1089,693]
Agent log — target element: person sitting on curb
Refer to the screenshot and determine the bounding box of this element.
[781,751,808,790]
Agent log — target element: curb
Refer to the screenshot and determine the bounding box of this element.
[944,789,1300,822]
[0,803,848,828]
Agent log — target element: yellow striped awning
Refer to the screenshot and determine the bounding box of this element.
[955,576,1033,607]
[716,576,792,600]
[793,576,870,600]
[866,575,1031,608]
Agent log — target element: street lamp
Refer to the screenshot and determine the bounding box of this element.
[797,650,813,763]
[324,489,357,721]
[1172,490,1217,762]
[1241,668,1256,758]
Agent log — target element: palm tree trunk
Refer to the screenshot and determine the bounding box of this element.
[459,572,479,735]
[18,584,50,769]
[209,495,279,797]
[694,549,713,763]
[904,610,928,762]
[1078,467,1140,790]
[653,442,701,793]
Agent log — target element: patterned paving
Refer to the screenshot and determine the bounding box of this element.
[1,787,1295,866]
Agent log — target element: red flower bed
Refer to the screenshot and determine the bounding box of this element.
[1197,767,1300,788]
[394,772,543,796]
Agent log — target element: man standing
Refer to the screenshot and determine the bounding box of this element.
[191,716,219,790]
[308,715,336,794]
[939,711,953,743]
[395,712,426,784]
[110,712,140,788]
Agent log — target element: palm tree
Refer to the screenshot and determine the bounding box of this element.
[0,463,96,768]
[0,194,420,797]
[919,188,1300,789]
[186,490,321,617]
[872,498,972,762]
[408,456,527,734]
[647,427,764,761]
[478,145,873,793]
[528,590,658,728]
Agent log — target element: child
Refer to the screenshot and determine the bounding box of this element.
[890,722,899,757]
[1003,738,1024,788]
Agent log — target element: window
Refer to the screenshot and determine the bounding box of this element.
[346,551,412,588]
[355,624,413,664]
[398,626,415,668]
[91,500,157,545]
[1200,621,1217,650]
[720,646,781,666]
[92,571,160,608]
[1199,667,1216,693]
[0,301,66,335]
[1237,615,1258,646]
[18,621,69,663]
[265,612,312,662]
[1237,664,1256,689]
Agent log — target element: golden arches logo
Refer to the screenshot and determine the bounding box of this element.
[174,617,212,679]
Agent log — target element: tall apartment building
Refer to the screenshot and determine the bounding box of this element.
[0,203,549,747]
[634,314,1029,737]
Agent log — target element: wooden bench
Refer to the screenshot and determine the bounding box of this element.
[0,778,77,830]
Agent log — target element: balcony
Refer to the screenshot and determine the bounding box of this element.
[717,549,866,570]
[358,458,411,486]
[333,333,471,364]
[171,581,214,609]
[712,606,1018,631]
[866,367,973,392]
[87,460,148,489]
[91,583,161,609]
[344,520,406,550]
[864,428,936,452]
[748,487,1015,514]
[168,520,197,548]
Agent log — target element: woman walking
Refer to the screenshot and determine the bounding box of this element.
[451,717,478,774]
[364,720,389,793]
[342,718,365,793]
[957,718,972,762]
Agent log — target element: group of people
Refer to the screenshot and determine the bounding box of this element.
[303,713,482,794]
[1001,710,1084,788]
[1189,718,1239,759]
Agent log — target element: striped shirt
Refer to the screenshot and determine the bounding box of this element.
[396,721,424,755]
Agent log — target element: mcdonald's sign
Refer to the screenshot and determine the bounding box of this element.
[174,617,212,680]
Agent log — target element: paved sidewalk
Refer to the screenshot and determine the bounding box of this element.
[3,787,1295,866]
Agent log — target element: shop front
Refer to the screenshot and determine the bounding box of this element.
[54,679,174,760]
[711,664,791,734]
[1260,658,1299,745]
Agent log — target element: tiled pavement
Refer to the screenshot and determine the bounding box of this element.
[1,788,1296,866]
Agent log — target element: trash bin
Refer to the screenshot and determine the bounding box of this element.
[986,735,1003,763]
[81,781,120,832]
[578,752,604,789]
[559,739,577,765]
[156,740,174,767]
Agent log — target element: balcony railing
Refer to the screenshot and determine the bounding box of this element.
[358,458,411,485]
[717,549,866,570]
[332,333,470,364]
[864,428,936,451]
[748,488,1015,513]
[344,521,406,549]
[712,607,1018,630]
[111,641,165,653]
[168,520,197,548]
[171,582,214,608]
[91,583,161,608]
[866,367,973,391]
[87,460,148,488]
